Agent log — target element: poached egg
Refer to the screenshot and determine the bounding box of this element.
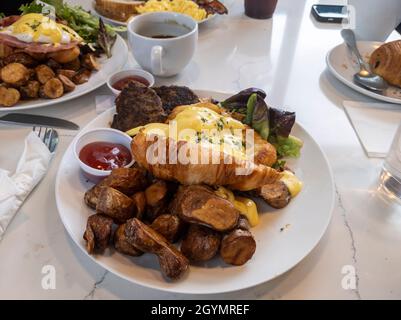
[0,13,82,45]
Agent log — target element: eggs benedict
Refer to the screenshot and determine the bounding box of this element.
[0,13,82,44]
[0,13,82,62]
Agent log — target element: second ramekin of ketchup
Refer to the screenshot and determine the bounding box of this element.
[107,69,155,95]
[74,128,134,183]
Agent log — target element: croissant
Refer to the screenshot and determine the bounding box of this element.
[131,132,281,191]
[370,40,401,88]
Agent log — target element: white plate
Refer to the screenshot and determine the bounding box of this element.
[55,90,334,294]
[327,41,401,104]
[92,1,217,27]
[0,36,128,112]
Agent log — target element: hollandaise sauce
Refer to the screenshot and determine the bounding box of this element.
[127,106,249,160]
[0,13,82,44]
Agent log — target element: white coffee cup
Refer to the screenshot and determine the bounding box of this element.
[127,12,198,77]
[345,0,401,41]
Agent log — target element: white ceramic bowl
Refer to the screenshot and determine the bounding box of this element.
[73,128,134,183]
[107,69,155,96]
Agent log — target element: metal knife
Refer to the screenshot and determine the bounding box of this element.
[0,113,80,130]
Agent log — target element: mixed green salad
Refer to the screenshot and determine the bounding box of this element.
[221,88,303,169]
[18,0,126,57]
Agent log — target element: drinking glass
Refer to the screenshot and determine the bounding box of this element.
[244,0,278,20]
[380,122,401,200]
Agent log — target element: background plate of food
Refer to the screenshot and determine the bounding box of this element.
[327,40,401,104]
[93,0,227,26]
[55,85,335,294]
[0,1,128,111]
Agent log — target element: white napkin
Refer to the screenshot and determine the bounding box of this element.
[0,132,52,240]
[343,100,401,158]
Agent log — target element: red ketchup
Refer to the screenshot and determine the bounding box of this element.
[112,76,150,90]
[79,142,132,171]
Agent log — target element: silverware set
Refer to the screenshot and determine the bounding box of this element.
[0,112,79,153]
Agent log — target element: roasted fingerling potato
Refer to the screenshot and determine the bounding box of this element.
[57,74,76,93]
[1,63,30,86]
[35,64,55,84]
[72,69,91,85]
[150,214,185,243]
[20,80,40,99]
[114,223,143,257]
[57,69,76,80]
[0,86,20,107]
[180,224,221,262]
[83,214,114,254]
[39,78,64,99]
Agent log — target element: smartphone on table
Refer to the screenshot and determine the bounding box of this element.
[311,4,347,23]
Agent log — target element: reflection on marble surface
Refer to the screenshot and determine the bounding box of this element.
[0,0,401,299]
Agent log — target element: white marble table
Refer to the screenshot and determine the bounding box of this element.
[1,0,401,300]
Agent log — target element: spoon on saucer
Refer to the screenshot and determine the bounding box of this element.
[341,29,388,92]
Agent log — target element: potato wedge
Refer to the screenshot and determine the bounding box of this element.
[96,187,135,223]
[125,218,189,280]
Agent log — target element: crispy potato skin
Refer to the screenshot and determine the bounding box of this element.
[96,187,135,223]
[172,185,239,232]
[131,191,147,220]
[1,63,30,86]
[144,180,172,221]
[84,168,149,210]
[83,214,113,254]
[220,229,256,266]
[114,224,143,256]
[180,224,221,262]
[125,218,189,280]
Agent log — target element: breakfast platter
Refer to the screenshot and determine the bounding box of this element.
[55,87,334,294]
[92,0,227,26]
[0,3,127,111]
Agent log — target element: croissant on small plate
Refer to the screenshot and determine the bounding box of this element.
[369,40,401,88]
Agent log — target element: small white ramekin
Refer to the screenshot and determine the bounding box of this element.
[74,128,134,183]
[106,68,155,96]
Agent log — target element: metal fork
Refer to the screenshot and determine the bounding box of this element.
[32,126,59,153]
